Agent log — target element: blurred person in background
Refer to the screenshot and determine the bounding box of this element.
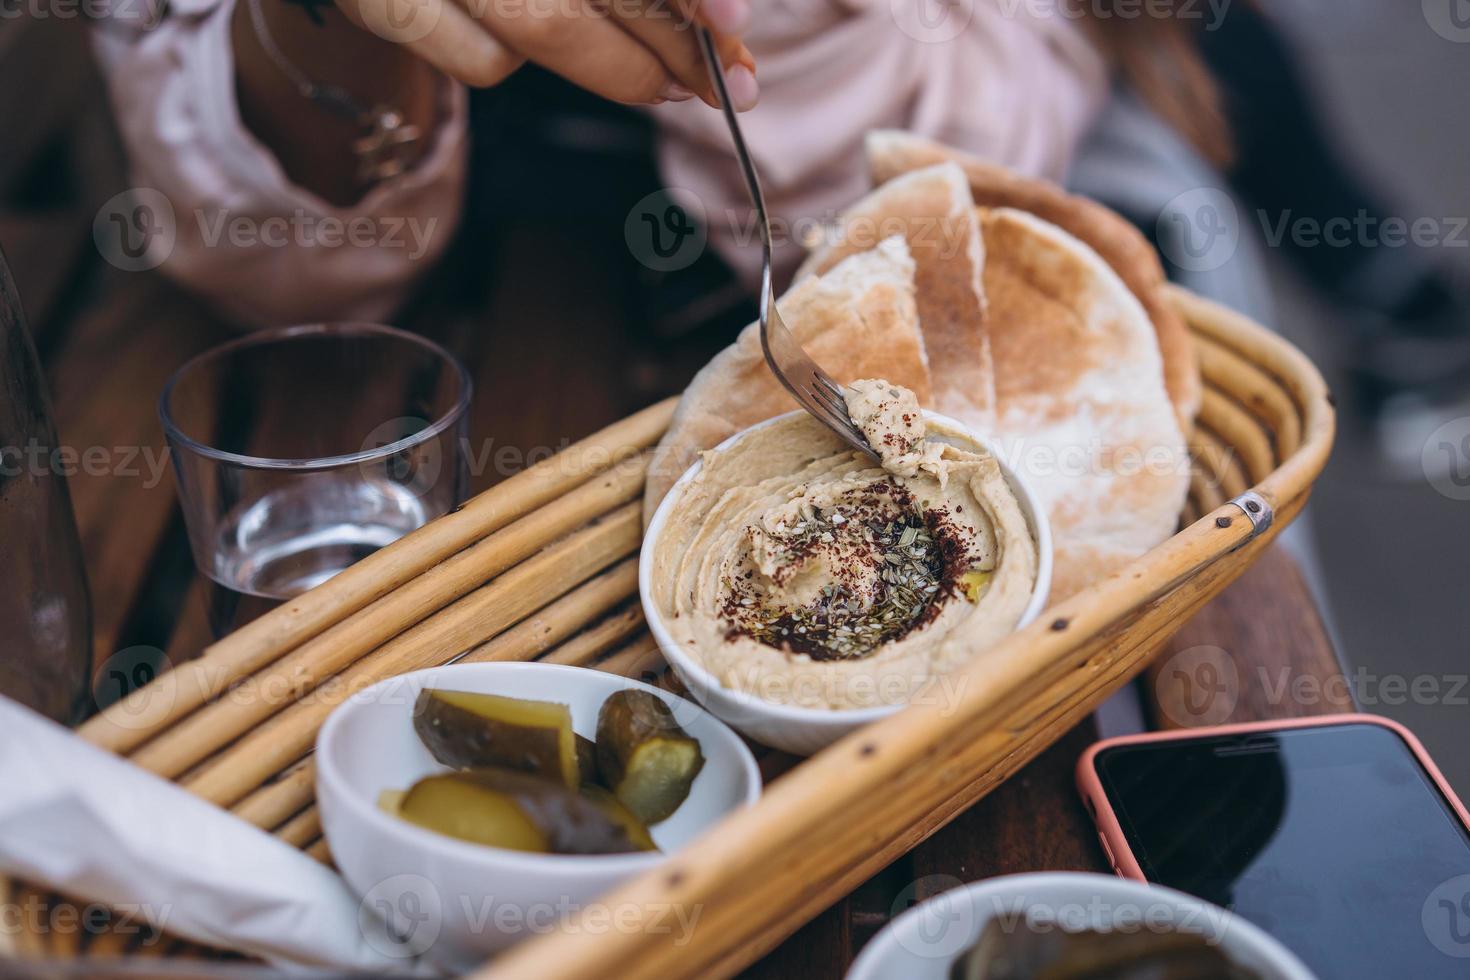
[92,0,1466,439]
[90,0,1228,377]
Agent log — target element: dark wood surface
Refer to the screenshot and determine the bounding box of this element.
[1,40,1346,972]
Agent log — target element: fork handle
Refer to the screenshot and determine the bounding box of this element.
[695,27,774,313]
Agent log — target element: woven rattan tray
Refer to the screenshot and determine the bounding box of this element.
[3,287,1334,976]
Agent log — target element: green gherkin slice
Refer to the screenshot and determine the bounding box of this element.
[395,769,640,854]
[413,688,582,787]
[595,690,705,825]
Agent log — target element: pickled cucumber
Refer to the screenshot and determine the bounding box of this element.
[396,769,641,854]
[576,733,597,786]
[413,689,582,787]
[580,785,658,852]
[595,689,705,825]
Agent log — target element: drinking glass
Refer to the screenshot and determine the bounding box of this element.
[160,323,471,635]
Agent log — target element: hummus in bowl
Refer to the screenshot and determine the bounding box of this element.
[642,382,1051,754]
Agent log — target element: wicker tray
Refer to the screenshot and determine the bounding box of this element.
[2,287,1334,975]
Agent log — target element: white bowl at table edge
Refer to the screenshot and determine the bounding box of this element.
[314,662,762,967]
[640,409,1054,756]
[846,872,1316,980]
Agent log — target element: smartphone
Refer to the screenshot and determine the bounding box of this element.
[1077,714,1470,979]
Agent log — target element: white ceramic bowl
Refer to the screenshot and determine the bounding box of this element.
[641,410,1053,756]
[315,661,761,971]
[847,872,1316,980]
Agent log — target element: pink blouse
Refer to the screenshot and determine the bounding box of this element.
[92,0,1107,327]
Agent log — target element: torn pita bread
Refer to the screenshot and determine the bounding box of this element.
[795,162,995,431]
[979,206,1189,599]
[642,236,933,524]
[646,143,1191,601]
[864,130,1200,432]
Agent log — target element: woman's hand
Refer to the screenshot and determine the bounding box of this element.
[233,0,753,204]
[343,0,758,109]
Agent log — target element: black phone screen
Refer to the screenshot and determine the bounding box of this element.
[1093,721,1470,979]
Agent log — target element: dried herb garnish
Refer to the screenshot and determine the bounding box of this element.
[721,483,959,661]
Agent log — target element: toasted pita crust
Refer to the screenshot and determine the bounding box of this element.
[980,207,1189,599]
[794,162,995,431]
[642,237,933,524]
[864,130,1199,432]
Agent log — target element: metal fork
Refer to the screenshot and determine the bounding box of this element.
[695,28,878,460]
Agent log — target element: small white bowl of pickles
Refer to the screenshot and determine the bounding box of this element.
[315,661,762,969]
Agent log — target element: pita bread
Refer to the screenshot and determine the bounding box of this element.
[979,206,1189,599]
[864,130,1200,432]
[795,162,995,430]
[642,236,932,524]
[645,141,1192,600]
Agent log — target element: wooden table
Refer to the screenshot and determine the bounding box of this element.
[11,206,1350,975]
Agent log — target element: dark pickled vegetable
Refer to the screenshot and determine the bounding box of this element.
[396,769,641,854]
[576,734,597,786]
[580,785,658,852]
[413,689,581,787]
[595,689,705,825]
[950,919,1262,980]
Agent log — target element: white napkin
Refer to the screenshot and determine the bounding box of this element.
[0,695,434,974]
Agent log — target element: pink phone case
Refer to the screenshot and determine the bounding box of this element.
[1075,713,1470,882]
